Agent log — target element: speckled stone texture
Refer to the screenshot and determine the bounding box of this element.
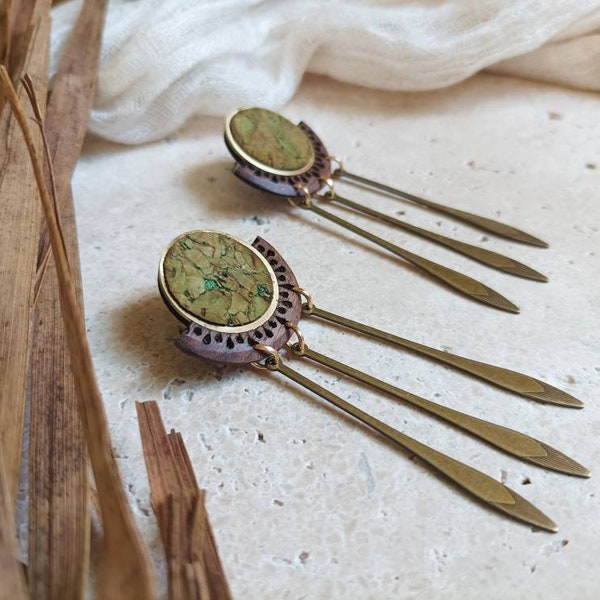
[72,74,599,599]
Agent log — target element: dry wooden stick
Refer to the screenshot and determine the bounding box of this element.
[27,1,107,596]
[136,401,232,600]
[0,0,49,506]
[0,67,156,600]
[0,449,27,600]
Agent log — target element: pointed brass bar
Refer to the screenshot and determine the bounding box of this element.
[307,306,583,408]
[337,170,548,248]
[267,358,558,531]
[330,193,547,281]
[295,344,589,477]
[304,202,520,313]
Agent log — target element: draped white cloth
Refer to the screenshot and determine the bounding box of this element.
[50,0,600,144]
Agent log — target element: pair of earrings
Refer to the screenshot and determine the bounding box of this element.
[157,108,586,530]
[223,107,549,313]
[158,229,588,532]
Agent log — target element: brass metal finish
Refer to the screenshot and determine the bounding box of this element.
[225,108,315,177]
[325,156,344,174]
[222,115,539,310]
[337,170,548,248]
[159,230,588,532]
[252,343,282,370]
[291,286,314,313]
[293,344,589,477]
[158,230,280,333]
[307,306,583,408]
[293,183,314,207]
[330,193,547,281]
[263,355,558,532]
[302,201,520,313]
[285,322,306,354]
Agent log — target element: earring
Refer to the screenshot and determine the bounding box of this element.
[158,230,588,532]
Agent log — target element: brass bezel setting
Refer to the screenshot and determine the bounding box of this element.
[225,108,315,177]
[158,230,280,334]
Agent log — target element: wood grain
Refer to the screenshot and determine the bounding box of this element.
[0,450,27,600]
[0,0,49,507]
[0,65,156,600]
[137,401,232,600]
[28,223,90,599]
[28,1,108,596]
[0,0,9,64]
[36,0,109,271]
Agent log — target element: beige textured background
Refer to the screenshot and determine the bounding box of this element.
[73,73,599,598]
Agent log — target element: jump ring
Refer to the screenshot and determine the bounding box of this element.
[252,343,281,371]
[318,176,335,200]
[291,286,314,314]
[292,183,313,208]
[326,155,344,177]
[285,322,306,356]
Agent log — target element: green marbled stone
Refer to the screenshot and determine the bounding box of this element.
[230,108,314,172]
[163,231,275,327]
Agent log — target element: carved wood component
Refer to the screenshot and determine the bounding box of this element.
[227,122,333,197]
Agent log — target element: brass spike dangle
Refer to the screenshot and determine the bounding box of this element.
[305,306,583,409]
[330,192,547,281]
[338,171,548,248]
[158,230,589,532]
[224,108,548,313]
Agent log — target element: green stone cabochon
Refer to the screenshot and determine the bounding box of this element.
[162,232,275,327]
[229,108,314,173]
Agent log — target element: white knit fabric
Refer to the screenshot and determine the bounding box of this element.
[50,0,600,144]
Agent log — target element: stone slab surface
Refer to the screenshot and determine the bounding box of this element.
[73,73,600,599]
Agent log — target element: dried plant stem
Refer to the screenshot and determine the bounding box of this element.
[0,66,155,600]
[0,449,27,600]
[0,0,9,64]
[136,401,232,600]
[36,0,108,272]
[7,0,38,76]
[0,4,49,598]
[28,251,90,600]
[27,1,107,596]
[0,2,49,506]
